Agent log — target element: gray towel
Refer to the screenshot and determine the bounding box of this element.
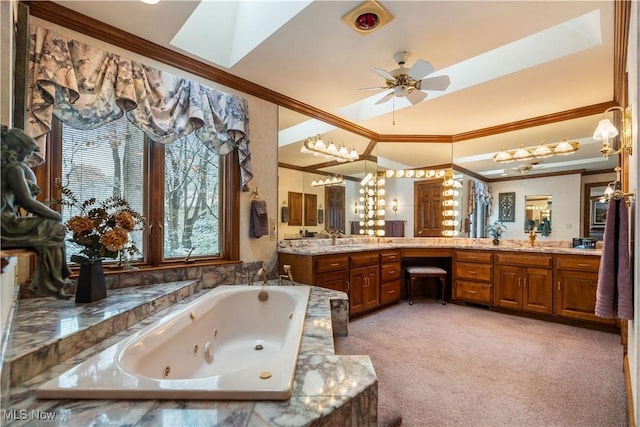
[250,199,269,238]
[595,197,633,319]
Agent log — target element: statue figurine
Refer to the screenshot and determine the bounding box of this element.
[1,125,72,299]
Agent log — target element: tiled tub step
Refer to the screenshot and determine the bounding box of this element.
[6,280,202,387]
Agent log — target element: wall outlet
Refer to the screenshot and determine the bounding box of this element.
[565,223,573,229]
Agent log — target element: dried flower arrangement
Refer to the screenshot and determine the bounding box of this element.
[50,179,145,264]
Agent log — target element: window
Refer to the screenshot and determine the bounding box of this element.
[57,116,225,265]
[163,133,220,259]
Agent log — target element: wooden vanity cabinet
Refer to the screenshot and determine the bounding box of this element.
[554,255,614,325]
[315,254,350,293]
[379,250,401,304]
[494,252,553,314]
[453,250,493,305]
[349,252,380,315]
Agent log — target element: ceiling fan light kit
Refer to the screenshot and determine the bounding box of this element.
[492,138,580,163]
[368,51,451,106]
[300,134,359,163]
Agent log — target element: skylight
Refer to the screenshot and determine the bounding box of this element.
[170,0,312,69]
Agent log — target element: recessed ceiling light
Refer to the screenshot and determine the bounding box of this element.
[342,1,393,35]
[139,0,159,5]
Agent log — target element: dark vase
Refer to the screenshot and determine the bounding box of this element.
[492,238,500,246]
[76,258,107,303]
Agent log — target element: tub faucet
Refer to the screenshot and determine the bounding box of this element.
[242,268,255,286]
[278,264,294,286]
[256,267,268,287]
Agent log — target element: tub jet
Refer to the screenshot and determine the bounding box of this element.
[255,344,264,351]
[258,291,269,301]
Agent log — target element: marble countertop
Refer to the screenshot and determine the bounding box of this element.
[278,237,602,256]
[5,286,376,426]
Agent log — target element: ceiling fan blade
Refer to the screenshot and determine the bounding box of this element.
[374,91,394,105]
[407,59,434,80]
[357,86,387,91]
[419,75,451,91]
[371,67,395,81]
[406,89,428,105]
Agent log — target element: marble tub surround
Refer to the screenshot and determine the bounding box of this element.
[278,236,602,256]
[5,286,377,427]
[5,280,202,388]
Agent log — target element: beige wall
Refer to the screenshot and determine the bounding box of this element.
[483,174,582,241]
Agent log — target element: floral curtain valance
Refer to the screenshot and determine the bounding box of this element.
[26,25,253,190]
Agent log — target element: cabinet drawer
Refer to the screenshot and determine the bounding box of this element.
[380,280,400,303]
[380,250,401,264]
[380,262,401,282]
[350,252,379,268]
[454,280,492,304]
[456,250,493,263]
[316,255,349,273]
[455,262,492,282]
[496,252,552,268]
[555,255,600,272]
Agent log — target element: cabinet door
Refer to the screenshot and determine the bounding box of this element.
[522,267,553,314]
[555,270,616,324]
[494,265,521,309]
[363,266,380,310]
[288,191,303,226]
[304,193,317,226]
[316,270,349,293]
[349,267,367,314]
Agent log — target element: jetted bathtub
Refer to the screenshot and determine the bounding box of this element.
[37,285,311,400]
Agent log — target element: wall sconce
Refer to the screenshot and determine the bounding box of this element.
[391,198,398,212]
[598,167,636,202]
[593,106,633,158]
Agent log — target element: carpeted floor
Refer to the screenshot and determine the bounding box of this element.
[334,300,628,427]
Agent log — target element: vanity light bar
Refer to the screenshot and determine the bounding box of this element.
[493,139,580,163]
[310,175,344,187]
[384,169,448,178]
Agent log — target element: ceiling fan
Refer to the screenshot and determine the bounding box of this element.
[365,51,451,105]
[505,162,541,176]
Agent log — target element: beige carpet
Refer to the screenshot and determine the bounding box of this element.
[334,300,627,427]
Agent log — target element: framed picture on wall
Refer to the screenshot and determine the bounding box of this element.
[498,192,516,222]
[591,201,607,227]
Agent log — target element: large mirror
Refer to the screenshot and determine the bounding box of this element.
[524,195,552,235]
[452,114,617,241]
[277,107,373,240]
[279,105,618,241]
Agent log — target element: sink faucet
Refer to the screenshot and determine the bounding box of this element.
[529,230,537,247]
[330,231,344,246]
[278,264,294,286]
[256,267,268,287]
